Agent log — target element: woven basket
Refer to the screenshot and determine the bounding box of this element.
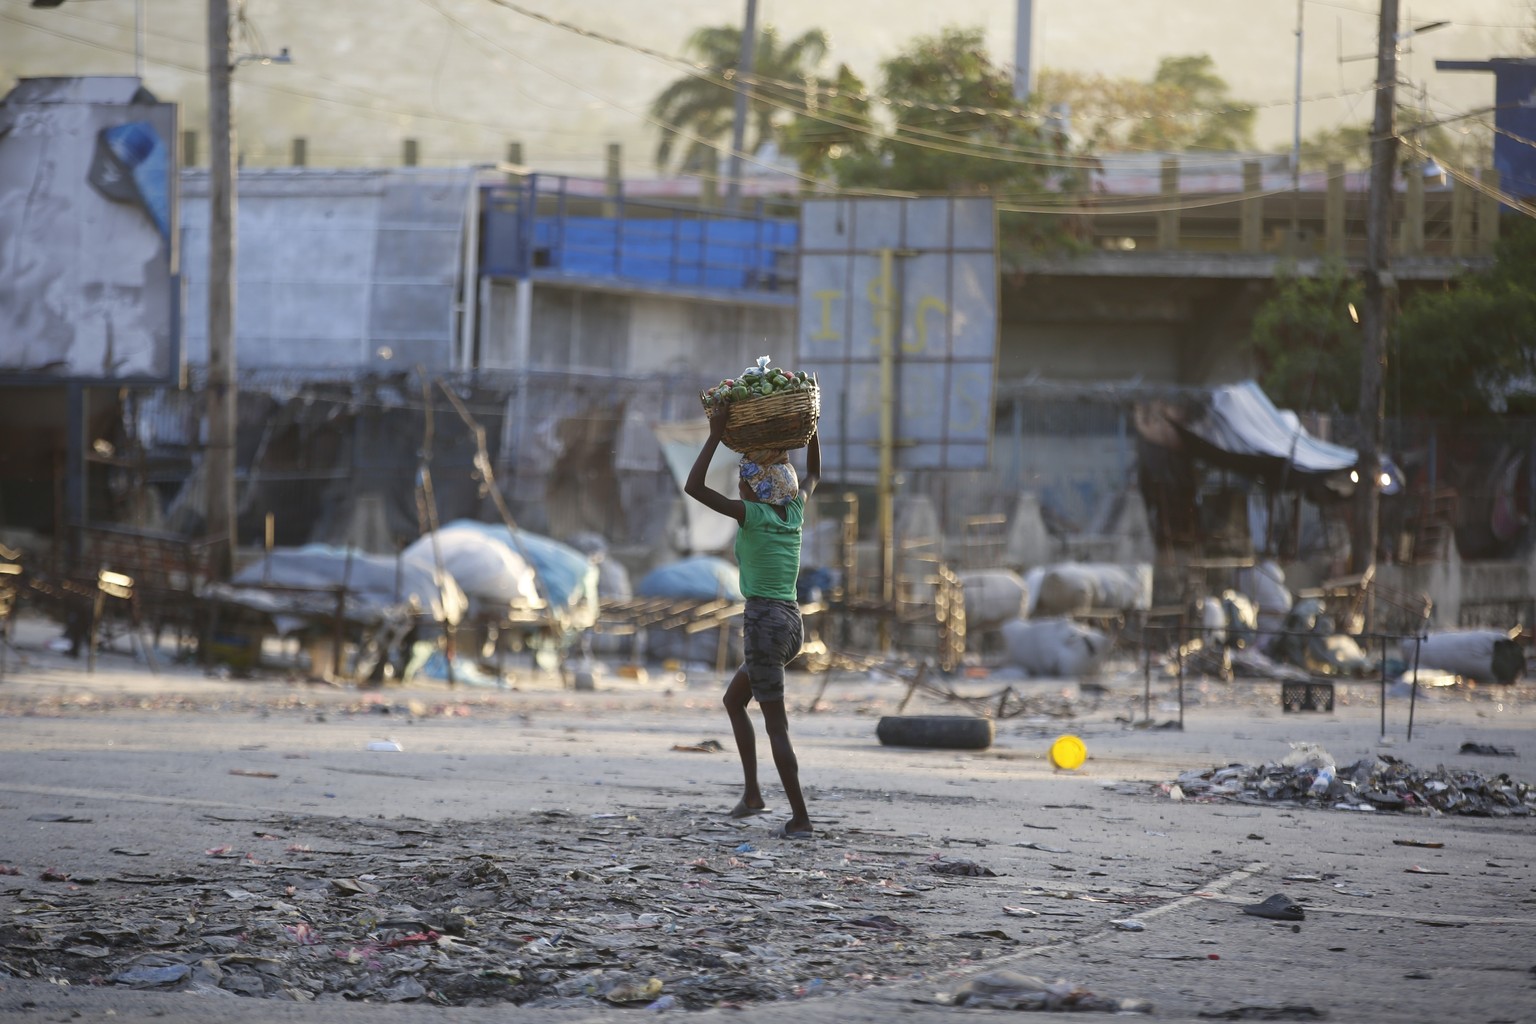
[703,383,820,454]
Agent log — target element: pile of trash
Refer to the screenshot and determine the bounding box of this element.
[1159,743,1535,817]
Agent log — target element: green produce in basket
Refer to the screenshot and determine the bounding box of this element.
[701,355,815,409]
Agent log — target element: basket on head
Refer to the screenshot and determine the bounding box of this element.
[702,382,820,454]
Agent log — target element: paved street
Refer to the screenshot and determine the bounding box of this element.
[1,615,1534,1023]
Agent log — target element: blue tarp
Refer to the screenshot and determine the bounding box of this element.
[637,556,743,602]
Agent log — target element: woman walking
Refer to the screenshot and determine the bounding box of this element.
[684,404,820,839]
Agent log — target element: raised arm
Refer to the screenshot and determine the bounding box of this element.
[801,428,821,500]
[684,405,745,524]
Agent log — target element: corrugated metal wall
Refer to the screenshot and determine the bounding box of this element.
[178,167,471,371]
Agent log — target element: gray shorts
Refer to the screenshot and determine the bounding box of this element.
[741,597,803,704]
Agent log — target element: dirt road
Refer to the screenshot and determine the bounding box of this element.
[1,622,1533,1023]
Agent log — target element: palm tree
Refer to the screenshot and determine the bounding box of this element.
[649,24,829,176]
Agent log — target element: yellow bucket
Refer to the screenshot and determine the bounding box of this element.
[1049,734,1087,771]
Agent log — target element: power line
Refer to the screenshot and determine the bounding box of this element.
[486,0,1377,125]
[1396,132,1536,218]
[476,0,1358,176]
[427,2,1309,213]
[0,10,596,142]
[413,0,915,199]
[17,0,1522,220]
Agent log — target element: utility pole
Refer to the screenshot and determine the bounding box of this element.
[724,0,757,212]
[1355,0,1398,578]
[1290,0,1303,247]
[1013,0,1034,102]
[207,0,237,578]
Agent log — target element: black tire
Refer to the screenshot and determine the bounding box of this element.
[876,715,994,751]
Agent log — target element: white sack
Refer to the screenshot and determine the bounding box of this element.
[405,525,542,609]
[1001,617,1108,677]
[958,570,1030,631]
[1406,630,1524,683]
[1236,560,1292,616]
[1032,563,1151,616]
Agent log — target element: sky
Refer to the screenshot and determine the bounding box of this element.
[0,0,1531,177]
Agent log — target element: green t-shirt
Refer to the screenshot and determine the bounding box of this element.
[735,496,803,602]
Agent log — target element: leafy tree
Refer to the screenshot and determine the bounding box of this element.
[775,63,876,181]
[832,26,1057,194]
[1136,55,1256,151]
[1250,260,1364,413]
[1296,123,1371,170]
[1035,54,1255,153]
[822,26,1088,258]
[1300,111,1478,172]
[1394,217,1536,416]
[1251,220,1536,418]
[649,24,828,175]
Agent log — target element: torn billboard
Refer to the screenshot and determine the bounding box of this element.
[0,77,179,383]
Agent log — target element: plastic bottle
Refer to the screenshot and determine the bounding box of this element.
[1309,765,1335,797]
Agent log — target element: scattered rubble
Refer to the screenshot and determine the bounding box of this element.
[939,968,1152,1013]
[1152,752,1535,816]
[1196,1006,1327,1021]
[0,804,1190,1009]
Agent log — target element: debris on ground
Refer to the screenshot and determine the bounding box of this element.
[1459,742,1517,758]
[928,857,998,877]
[1148,753,1535,816]
[1241,894,1305,921]
[670,739,726,753]
[1197,1005,1328,1021]
[939,969,1152,1013]
[0,805,1190,1009]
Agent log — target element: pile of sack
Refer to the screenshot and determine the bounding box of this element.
[954,562,1153,679]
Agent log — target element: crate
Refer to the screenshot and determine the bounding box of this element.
[1281,681,1335,713]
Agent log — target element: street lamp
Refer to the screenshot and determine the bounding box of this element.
[235,46,292,68]
[1340,18,1449,64]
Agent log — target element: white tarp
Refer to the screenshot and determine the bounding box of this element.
[1184,381,1400,490]
[1206,382,1357,473]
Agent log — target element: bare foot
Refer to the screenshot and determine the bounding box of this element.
[729,797,768,818]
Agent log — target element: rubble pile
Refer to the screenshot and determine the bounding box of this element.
[0,805,1152,1009]
[1161,755,1536,816]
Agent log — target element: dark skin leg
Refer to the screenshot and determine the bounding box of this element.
[723,669,765,817]
[758,697,812,835]
[723,669,812,834]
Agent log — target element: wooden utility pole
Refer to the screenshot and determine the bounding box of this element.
[207,0,237,578]
[1354,0,1398,576]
